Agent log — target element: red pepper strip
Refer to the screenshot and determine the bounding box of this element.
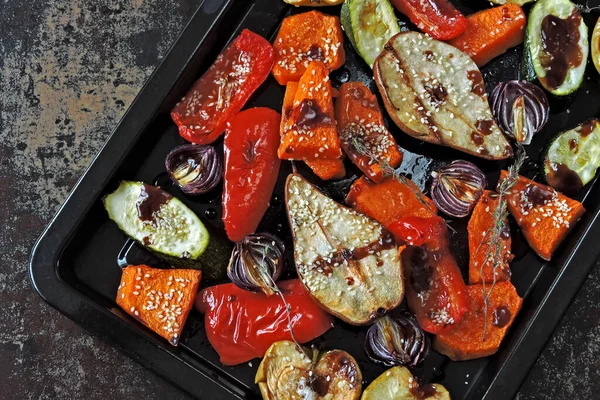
[390,0,467,40]
[389,216,468,334]
[195,279,333,366]
[222,107,281,242]
[171,29,275,145]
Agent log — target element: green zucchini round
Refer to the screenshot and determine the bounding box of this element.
[544,119,600,194]
[526,0,588,96]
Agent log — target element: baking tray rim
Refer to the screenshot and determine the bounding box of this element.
[28,0,600,399]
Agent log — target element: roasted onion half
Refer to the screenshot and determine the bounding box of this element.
[227,233,285,296]
[431,160,487,218]
[165,144,222,195]
[365,313,429,368]
[489,81,549,145]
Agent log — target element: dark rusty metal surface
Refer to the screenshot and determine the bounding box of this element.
[1,0,598,399]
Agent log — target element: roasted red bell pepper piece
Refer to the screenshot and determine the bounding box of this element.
[390,216,468,334]
[171,29,275,144]
[222,107,281,242]
[195,279,333,366]
[390,0,467,40]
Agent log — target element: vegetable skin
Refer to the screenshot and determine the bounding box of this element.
[447,4,526,67]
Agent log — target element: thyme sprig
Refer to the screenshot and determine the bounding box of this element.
[257,243,309,358]
[351,138,454,232]
[576,1,600,13]
[477,146,526,341]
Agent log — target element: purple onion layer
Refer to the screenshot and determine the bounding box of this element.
[227,233,285,296]
[165,144,222,195]
[490,80,549,145]
[431,160,487,218]
[365,313,429,368]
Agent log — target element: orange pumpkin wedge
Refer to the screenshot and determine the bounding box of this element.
[116,265,201,346]
[468,190,513,284]
[335,82,402,182]
[280,81,345,180]
[447,4,526,67]
[499,171,585,261]
[272,11,345,85]
[434,281,522,361]
[278,61,342,161]
[346,176,437,229]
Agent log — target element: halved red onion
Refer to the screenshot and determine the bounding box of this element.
[365,313,429,368]
[489,81,549,145]
[165,144,222,195]
[227,233,285,296]
[431,160,487,218]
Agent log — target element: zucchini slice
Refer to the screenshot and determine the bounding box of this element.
[341,1,358,52]
[348,0,400,67]
[527,0,588,95]
[285,173,404,325]
[361,366,450,400]
[593,17,600,74]
[104,181,228,276]
[544,118,600,194]
[520,27,537,82]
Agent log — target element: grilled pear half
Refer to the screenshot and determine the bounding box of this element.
[285,173,404,325]
[374,31,512,160]
[256,340,362,400]
[361,366,450,400]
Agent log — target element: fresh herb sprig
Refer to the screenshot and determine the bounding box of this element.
[576,1,600,13]
[477,146,526,341]
[258,243,310,358]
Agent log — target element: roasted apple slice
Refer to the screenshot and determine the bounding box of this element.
[361,366,450,400]
[374,31,512,160]
[285,173,404,325]
[256,340,362,400]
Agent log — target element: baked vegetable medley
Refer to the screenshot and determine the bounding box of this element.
[104,0,600,398]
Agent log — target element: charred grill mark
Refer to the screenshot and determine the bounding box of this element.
[384,45,445,141]
[375,54,401,112]
[312,232,395,271]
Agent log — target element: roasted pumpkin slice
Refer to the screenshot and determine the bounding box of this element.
[278,61,342,161]
[116,265,201,346]
[272,11,345,85]
[374,31,512,160]
[434,281,522,361]
[468,190,513,284]
[346,176,437,229]
[499,171,585,261]
[256,340,362,400]
[305,158,347,181]
[281,81,346,180]
[286,173,404,325]
[361,366,450,400]
[336,81,403,182]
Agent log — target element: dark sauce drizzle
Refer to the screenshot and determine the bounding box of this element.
[136,183,172,222]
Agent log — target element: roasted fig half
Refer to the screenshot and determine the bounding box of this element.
[361,366,450,400]
[256,340,362,400]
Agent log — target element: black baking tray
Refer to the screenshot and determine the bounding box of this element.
[29,0,600,399]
